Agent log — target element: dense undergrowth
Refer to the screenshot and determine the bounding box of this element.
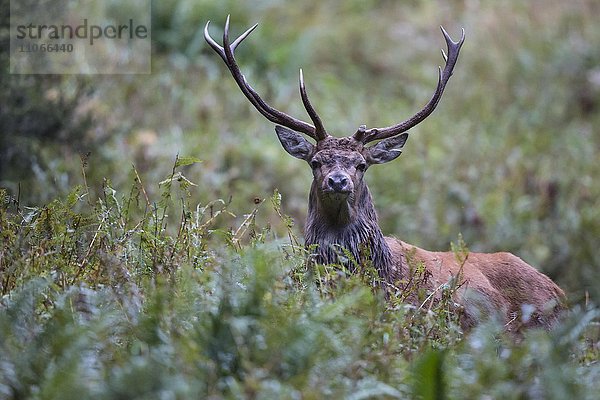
[2,0,600,398]
[1,162,599,399]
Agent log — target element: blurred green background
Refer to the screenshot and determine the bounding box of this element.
[2,0,599,300]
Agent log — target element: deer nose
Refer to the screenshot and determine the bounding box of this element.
[327,174,350,192]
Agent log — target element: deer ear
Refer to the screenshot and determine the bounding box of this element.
[365,133,409,164]
[275,126,315,161]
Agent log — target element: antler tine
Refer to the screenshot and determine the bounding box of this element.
[204,16,326,141]
[204,21,226,62]
[231,23,258,51]
[205,18,260,62]
[299,69,328,140]
[356,26,465,144]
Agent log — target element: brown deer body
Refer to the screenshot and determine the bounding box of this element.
[205,17,566,331]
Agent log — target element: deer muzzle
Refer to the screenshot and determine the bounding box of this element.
[326,172,353,194]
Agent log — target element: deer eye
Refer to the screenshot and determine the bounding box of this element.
[310,160,321,169]
[356,162,367,172]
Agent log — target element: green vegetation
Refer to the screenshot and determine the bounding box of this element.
[1,0,599,398]
[1,174,598,398]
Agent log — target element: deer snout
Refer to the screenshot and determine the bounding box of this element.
[327,172,352,193]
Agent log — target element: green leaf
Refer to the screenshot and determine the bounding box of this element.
[175,156,202,168]
[412,349,447,400]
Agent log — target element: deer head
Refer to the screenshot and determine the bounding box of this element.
[205,16,464,274]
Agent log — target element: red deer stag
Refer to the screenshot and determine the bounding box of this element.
[204,17,565,331]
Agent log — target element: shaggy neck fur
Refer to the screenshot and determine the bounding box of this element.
[304,181,394,281]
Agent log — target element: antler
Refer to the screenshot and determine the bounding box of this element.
[354,26,465,144]
[204,16,328,141]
